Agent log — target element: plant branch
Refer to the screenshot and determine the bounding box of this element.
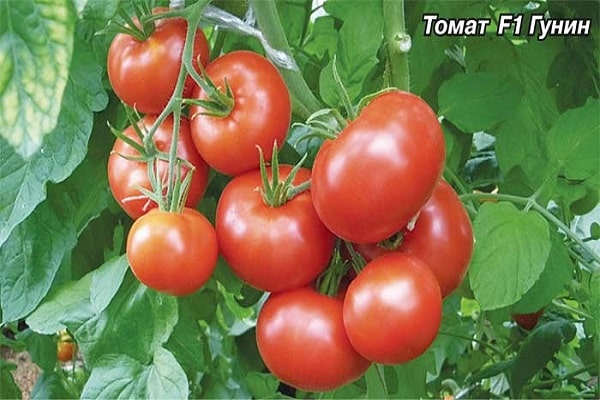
[249,0,322,118]
[383,0,410,91]
[438,330,505,358]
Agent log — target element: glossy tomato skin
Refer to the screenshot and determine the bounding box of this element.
[256,287,371,392]
[311,90,445,243]
[108,115,209,219]
[107,8,210,114]
[216,166,335,292]
[190,50,291,176]
[57,341,76,362]
[343,252,442,364]
[356,180,474,298]
[126,208,218,296]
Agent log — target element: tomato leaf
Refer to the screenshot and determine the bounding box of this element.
[30,371,73,399]
[0,33,107,247]
[509,319,576,397]
[244,371,280,399]
[469,202,551,310]
[0,359,21,400]
[438,72,523,133]
[546,98,600,181]
[81,348,188,399]
[385,351,437,399]
[0,0,76,158]
[512,232,573,314]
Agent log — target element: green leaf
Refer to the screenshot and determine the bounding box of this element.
[0,31,107,246]
[438,72,523,132]
[547,98,600,181]
[319,0,383,107]
[31,372,72,400]
[19,330,56,373]
[469,202,551,310]
[244,371,280,399]
[0,358,21,400]
[510,319,576,397]
[0,0,76,157]
[512,232,573,314]
[27,255,128,335]
[81,348,188,400]
[385,351,436,399]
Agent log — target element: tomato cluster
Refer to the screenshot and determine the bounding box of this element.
[106,9,474,393]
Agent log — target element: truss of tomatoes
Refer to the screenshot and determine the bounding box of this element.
[106,11,474,393]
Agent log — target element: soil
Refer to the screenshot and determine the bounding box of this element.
[1,346,41,400]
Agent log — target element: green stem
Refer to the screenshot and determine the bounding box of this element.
[438,330,505,358]
[383,0,410,91]
[552,299,593,320]
[460,192,600,269]
[522,364,596,391]
[249,0,322,118]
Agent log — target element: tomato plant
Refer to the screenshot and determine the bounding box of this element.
[1,0,598,399]
[311,90,445,243]
[126,208,218,296]
[189,50,292,176]
[216,164,335,292]
[343,252,442,364]
[107,7,210,114]
[256,287,371,392]
[513,309,545,331]
[107,115,209,219]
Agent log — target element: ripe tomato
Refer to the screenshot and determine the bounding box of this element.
[216,166,335,292]
[355,180,473,298]
[189,50,291,176]
[107,8,210,114]
[513,309,544,330]
[256,287,371,392]
[126,208,217,296]
[311,90,445,243]
[343,252,442,364]
[108,115,209,219]
[57,341,77,362]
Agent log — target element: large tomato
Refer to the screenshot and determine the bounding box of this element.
[311,90,445,243]
[355,180,474,297]
[189,50,291,176]
[343,252,442,364]
[256,287,371,392]
[108,115,209,219]
[107,8,210,114]
[216,166,335,292]
[126,208,218,296]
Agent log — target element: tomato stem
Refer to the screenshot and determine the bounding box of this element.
[316,243,350,297]
[331,55,357,120]
[344,241,366,274]
[383,0,410,91]
[460,192,600,270]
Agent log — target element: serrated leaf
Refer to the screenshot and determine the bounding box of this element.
[512,232,573,314]
[547,98,600,181]
[0,0,76,157]
[510,319,576,397]
[0,32,107,246]
[438,72,523,132]
[81,348,188,400]
[469,202,551,310]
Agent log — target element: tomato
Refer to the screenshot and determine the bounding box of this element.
[311,90,445,243]
[343,252,442,364]
[107,8,210,114]
[355,180,474,298]
[126,208,217,296]
[57,341,76,362]
[189,50,291,176]
[108,115,209,219]
[513,309,544,330]
[256,287,371,391]
[216,166,335,292]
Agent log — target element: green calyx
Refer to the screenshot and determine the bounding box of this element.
[258,142,310,208]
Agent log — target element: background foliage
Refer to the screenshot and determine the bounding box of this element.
[0,0,598,399]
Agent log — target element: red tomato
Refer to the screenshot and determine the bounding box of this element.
[513,309,544,330]
[126,208,218,296]
[343,252,442,364]
[216,166,335,292]
[311,90,445,243]
[355,180,473,298]
[57,341,77,362]
[189,50,291,176]
[108,115,209,219]
[256,287,371,391]
[107,8,210,114]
